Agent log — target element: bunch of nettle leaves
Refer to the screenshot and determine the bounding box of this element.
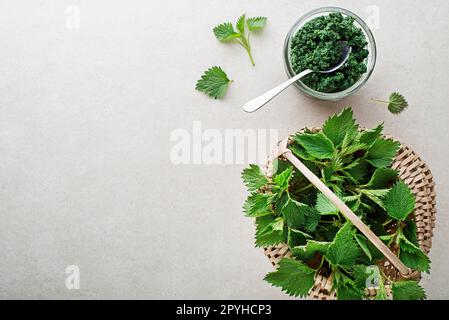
[241,108,430,300]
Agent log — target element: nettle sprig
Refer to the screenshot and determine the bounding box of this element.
[213,14,267,66]
[241,108,429,300]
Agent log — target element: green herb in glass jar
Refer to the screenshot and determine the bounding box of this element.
[290,12,369,93]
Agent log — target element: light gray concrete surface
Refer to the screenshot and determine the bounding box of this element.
[0,0,448,299]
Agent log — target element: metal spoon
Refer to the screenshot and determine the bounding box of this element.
[242,41,352,113]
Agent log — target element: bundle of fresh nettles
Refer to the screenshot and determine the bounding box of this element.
[241,108,430,300]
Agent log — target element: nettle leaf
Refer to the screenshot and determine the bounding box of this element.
[243,193,272,217]
[392,280,426,300]
[213,22,240,41]
[334,272,364,300]
[384,181,415,220]
[326,223,360,267]
[295,132,335,160]
[274,191,289,215]
[273,166,293,190]
[339,142,368,157]
[290,143,314,161]
[388,92,408,114]
[322,107,358,147]
[346,160,369,183]
[343,194,359,202]
[352,265,369,289]
[354,234,372,261]
[365,138,400,168]
[365,168,398,189]
[304,207,321,232]
[336,282,364,300]
[399,236,430,273]
[241,164,268,192]
[281,198,305,229]
[358,123,384,146]
[288,228,311,248]
[315,193,339,215]
[236,14,246,34]
[246,16,267,31]
[195,66,232,99]
[264,258,315,297]
[292,240,330,261]
[403,219,419,246]
[272,217,285,232]
[255,215,286,247]
[360,189,389,210]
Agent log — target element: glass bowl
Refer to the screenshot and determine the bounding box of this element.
[283,7,377,100]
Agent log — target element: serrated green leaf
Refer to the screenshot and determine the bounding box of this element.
[366,138,400,168]
[392,280,426,300]
[337,283,364,300]
[326,223,360,267]
[322,107,358,147]
[241,164,268,192]
[399,236,430,273]
[273,166,293,190]
[243,193,272,217]
[358,123,384,146]
[295,132,335,160]
[334,272,364,300]
[290,142,314,161]
[281,198,305,229]
[346,160,369,183]
[339,143,368,156]
[195,66,232,99]
[304,207,321,232]
[388,92,408,114]
[287,228,310,248]
[343,195,360,202]
[246,16,267,31]
[255,215,286,247]
[353,265,369,289]
[292,240,330,261]
[213,22,240,41]
[236,14,246,34]
[271,217,284,231]
[273,191,289,214]
[315,193,339,215]
[264,258,315,297]
[365,168,398,189]
[360,188,389,210]
[354,234,372,261]
[403,219,419,246]
[384,181,415,220]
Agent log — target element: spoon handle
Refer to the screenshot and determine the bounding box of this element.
[242,69,313,113]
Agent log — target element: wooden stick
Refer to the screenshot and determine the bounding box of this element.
[278,138,410,275]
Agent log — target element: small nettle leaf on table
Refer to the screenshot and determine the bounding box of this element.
[195,66,232,99]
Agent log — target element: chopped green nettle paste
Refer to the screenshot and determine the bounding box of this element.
[290,12,369,93]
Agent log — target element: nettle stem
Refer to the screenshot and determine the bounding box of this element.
[371,98,389,105]
[237,36,255,66]
[245,47,255,66]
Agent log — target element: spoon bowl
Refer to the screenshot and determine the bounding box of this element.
[319,41,352,74]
